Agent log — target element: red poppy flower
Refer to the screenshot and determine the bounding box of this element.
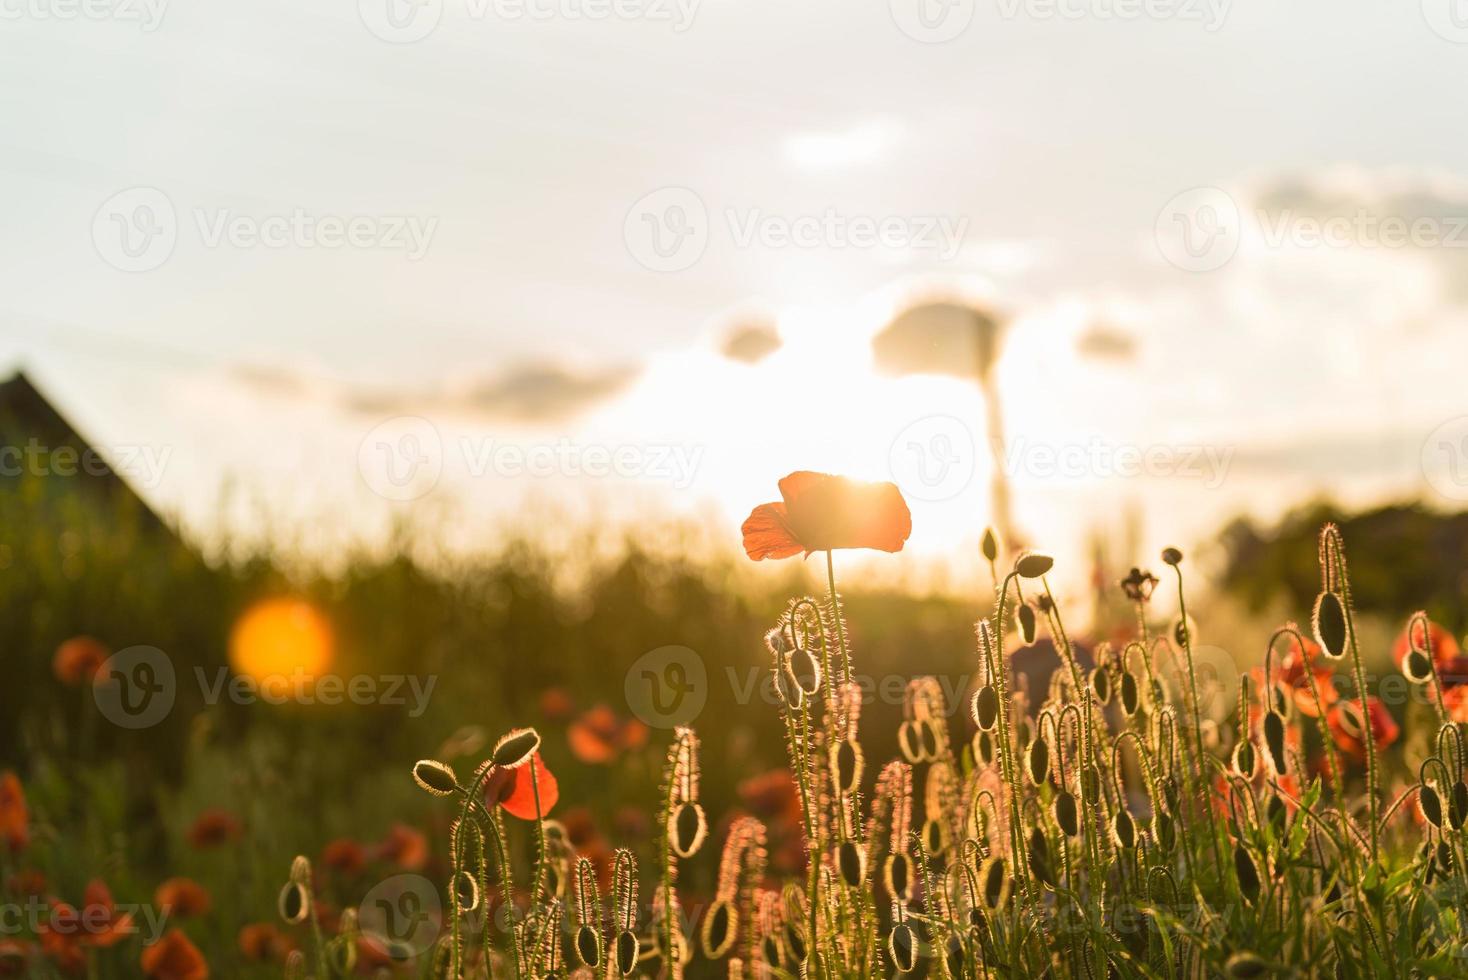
[320,838,367,877]
[185,809,242,849]
[53,637,109,686]
[0,938,32,976]
[374,823,429,871]
[483,752,558,820]
[42,880,136,952]
[141,928,208,980]
[1275,637,1338,717]
[0,772,28,854]
[742,472,912,560]
[1326,697,1399,764]
[1442,686,1468,724]
[539,687,575,722]
[6,869,45,899]
[237,923,294,963]
[737,769,802,826]
[154,878,211,919]
[568,706,648,765]
[1392,620,1464,676]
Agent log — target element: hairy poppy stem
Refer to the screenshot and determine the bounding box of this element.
[825,550,852,685]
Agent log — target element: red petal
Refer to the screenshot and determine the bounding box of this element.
[741,503,802,561]
[500,753,558,820]
[782,473,911,554]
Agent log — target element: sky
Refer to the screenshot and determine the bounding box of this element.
[3,0,1468,583]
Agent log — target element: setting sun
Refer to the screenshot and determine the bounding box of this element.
[228,598,334,693]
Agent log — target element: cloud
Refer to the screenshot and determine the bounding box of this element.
[871,300,1005,379]
[231,360,639,425]
[720,320,782,364]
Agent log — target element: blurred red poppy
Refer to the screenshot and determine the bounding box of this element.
[1326,697,1399,764]
[41,880,136,959]
[0,938,32,976]
[237,923,294,963]
[375,823,429,871]
[154,878,211,919]
[539,687,575,722]
[742,472,911,560]
[1393,620,1465,677]
[5,869,45,899]
[53,637,109,686]
[185,809,242,849]
[738,769,802,826]
[1275,637,1337,717]
[0,773,27,854]
[568,705,649,765]
[320,838,367,877]
[141,928,208,980]
[483,752,558,820]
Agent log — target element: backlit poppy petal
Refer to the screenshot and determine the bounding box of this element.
[741,503,803,561]
[141,928,208,980]
[497,752,558,821]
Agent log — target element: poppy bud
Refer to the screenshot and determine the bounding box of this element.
[1422,785,1444,829]
[1234,845,1260,903]
[491,728,541,769]
[1161,547,1183,566]
[831,738,863,795]
[972,729,995,766]
[412,760,460,797]
[1017,604,1038,645]
[972,686,1000,731]
[1312,592,1348,660]
[888,922,919,973]
[788,647,822,696]
[784,923,807,965]
[1027,737,1050,785]
[576,925,601,967]
[669,801,707,858]
[1028,827,1056,888]
[702,900,735,959]
[884,851,915,901]
[1404,649,1434,684]
[1015,552,1054,579]
[1262,712,1288,776]
[1155,812,1176,852]
[837,840,867,888]
[897,721,924,763]
[1451,782,1468,830]
[1233,741,1257,779]
[918,717,942,759]
[1090,667,1111,704]
[945,933,965,977]
[1120,671,1140,716]
[1225,952,1269,978]
[615,929,639,976]
[980,856,1010,909]
[278,881,310,925]
[1054,791,1079,837]
[452,871,479,912]
[981,527,999,562]
[920,817,946,856]
[1113,809,1136,850]
[775,663,805,709]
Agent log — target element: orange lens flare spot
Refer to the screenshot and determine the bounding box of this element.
[229,598,334,696]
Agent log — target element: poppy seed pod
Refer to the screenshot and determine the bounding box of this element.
[1312,592,1348,660]
[972,685,1000,731]
[491,728,542,769]
[412,760,460,797]
[1015,552,1055,579]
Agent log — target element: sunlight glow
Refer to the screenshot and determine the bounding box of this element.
[229,598,334,696]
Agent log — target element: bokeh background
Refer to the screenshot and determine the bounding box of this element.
[4,0,1468,974]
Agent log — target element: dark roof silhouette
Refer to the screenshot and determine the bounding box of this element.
[0,369,171,533]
